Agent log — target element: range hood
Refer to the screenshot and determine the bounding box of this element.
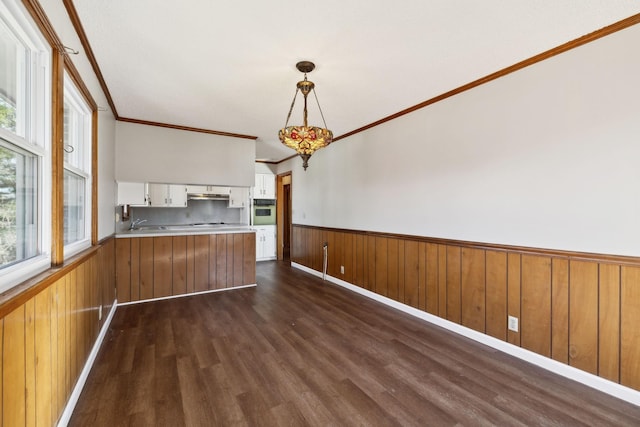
[187,193,230,201]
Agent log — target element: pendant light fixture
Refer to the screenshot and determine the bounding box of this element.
[278,61,333,170]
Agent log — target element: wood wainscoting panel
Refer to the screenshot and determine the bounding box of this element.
[207,234,218,289]
[69,268,79,389]
[551,258,569,364]
[328,231,344,279]
[186,235,195,294]
[233,233,244,287]
[55,277,68,412]
[353,233,365,289]
[154,236,173,298]
[343,232,354,284]
[461,247,486,333]
[25,298,36,427]
[425,243,439,315]
[437,244,447,317]
[417,242,427,311]
[387,238,400,301]
[621,266,640,390]
[172,236,187,295]
[193,235,210,292]
[366,235,376,293]
[114,233,257,302]
[507,252,521,346]
[403,240,420,309]
[484,250,507,340]
[243,232,256,285]
[397,239,406,303]
[313,228,324,272]
[139,238,154,300]
[445,246,462,324]
[115,238,131,302]
[49,277,61,416]
[375,237,388,297]
[0,240,116,427]
[599,263,620,382]
[35,287,53,426]
[569,260,599,375]
[218,234,229,289]
[4,305,26,426]
[521,255,552,357]
[130,237,141,301]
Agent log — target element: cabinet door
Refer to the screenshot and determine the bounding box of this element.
[255,228,265,260]
[168,185,187,207]
[262,175,276,199]
[185,185,207,194]
[149,184,187,207]
[208,186,230,195]
[254,174,276,199]
[148,184,169,206]
[117,182,148,206]
[229,187,248,208]
[254,174,265,198]
[264,225,276,258]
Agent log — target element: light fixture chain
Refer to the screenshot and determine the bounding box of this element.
[283,88,300,128]
[312,88,329,129]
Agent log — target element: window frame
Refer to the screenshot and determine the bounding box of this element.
[62,71,92,259]
[0,0,51,293]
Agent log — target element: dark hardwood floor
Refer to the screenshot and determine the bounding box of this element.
[70,261,640,426]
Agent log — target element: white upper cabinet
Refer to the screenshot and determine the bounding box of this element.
[148,184,187,207]
[185,185,230,195]
[254,173,276,199]
[228,187,249,208]
[117,182,148,206]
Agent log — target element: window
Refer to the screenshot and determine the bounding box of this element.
[0,0,51,292]
[62,74,91,256]
[0,142,37,266]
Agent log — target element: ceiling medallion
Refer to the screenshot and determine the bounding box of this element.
[278,61,333,171]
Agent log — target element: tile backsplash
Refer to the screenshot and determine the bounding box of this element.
[118,199,247,232]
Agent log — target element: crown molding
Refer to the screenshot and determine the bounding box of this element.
[117,117,258,140]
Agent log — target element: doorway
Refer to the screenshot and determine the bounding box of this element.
[276,172,292,261]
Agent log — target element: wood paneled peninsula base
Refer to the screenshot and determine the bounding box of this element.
[115,229,256,304]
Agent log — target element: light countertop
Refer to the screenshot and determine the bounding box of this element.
[116,224,255,238]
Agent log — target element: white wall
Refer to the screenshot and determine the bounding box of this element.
[286,24,640,257]
[97,112,116,238]
[255,162,276,175]
[115,121,255,187]
[39,0,117,240]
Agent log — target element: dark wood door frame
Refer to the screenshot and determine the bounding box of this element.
[276,172,292,260]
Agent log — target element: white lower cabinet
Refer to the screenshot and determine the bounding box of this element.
[255,225,276,261]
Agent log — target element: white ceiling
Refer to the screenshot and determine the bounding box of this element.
[72,1,640,162]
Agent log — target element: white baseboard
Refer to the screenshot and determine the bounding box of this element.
[292,262,640,407]
[117,284,257,307]
[57,300,118,427]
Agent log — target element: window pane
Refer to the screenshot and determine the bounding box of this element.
[0,18,26,136]
[63,79,89,170]
[63,169,85,245]
[0,141,37,268]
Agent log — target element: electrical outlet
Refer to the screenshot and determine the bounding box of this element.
[508,315,518,332]
[340,265,345,274]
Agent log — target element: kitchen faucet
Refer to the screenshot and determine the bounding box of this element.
[129,218,147,230]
